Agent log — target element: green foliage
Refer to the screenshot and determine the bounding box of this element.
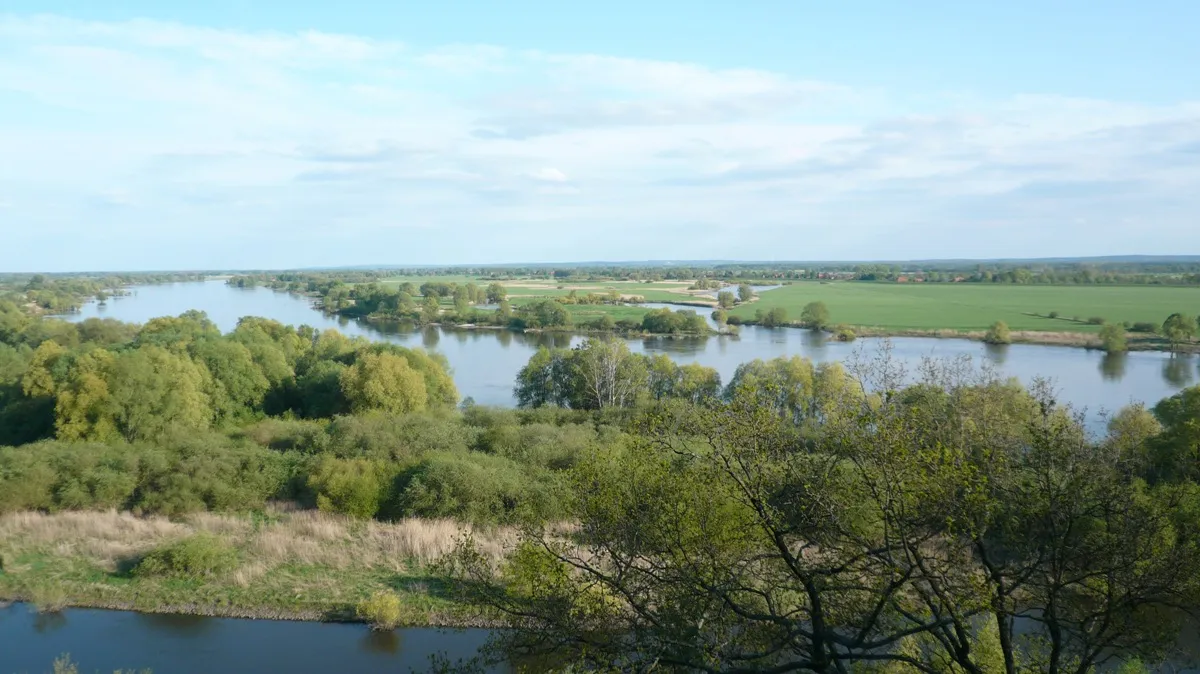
[640,307,708,334]
[357,590,404,630]
[984,320,1012,344]
[1149,386,1200,481]
[800,301,829,329]
[307,456,390,520]
[755,306,789,328]
[1162,312,1196,349]
[737,283,754,303]
[1100,321,1128,352]
[134,533,238,579]
[396,451,565,524]
[340,351,429,415]
[716,290,735,309]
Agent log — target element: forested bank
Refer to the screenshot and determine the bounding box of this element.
[2,306,1200,672]
[1,273,207,315]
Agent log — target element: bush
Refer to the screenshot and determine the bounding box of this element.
[307,456,390,519]
[394,451,567,524]
[1131,322,1157,334]
[1087,316,1106,325]
[1099,323,1127,353]
[134,533,238,579]
[983,321,1012,345]
[1048,311,1059,319]
[357,590,403,630]
[833,326,856,342]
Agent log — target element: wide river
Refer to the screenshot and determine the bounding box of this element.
[64,280,1197,418]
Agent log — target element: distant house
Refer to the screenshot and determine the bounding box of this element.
[896,276,909,283]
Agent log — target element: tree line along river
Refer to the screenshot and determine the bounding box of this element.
[60,280,1198,422]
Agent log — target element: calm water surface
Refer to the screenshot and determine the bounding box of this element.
[0,604,498,673]
[66,281,1196,416]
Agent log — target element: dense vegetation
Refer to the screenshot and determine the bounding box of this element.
[4,288,1200,670]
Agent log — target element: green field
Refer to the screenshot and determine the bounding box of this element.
[730,282,1200,333]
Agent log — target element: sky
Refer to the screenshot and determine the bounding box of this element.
[1,1,1198,272]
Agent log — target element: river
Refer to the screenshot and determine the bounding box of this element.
[0,603,499,673]
[62,280,1196,418]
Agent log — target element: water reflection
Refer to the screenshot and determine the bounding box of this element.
[137,611,217,636]
[1163,356,1196,388]
[33,611,67,634]
[422,326,440,349]
[983,343,1009,367]
[1100,352,1127,381]
[361,629,403,654]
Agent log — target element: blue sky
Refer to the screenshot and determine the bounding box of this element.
[1,1,1198,271]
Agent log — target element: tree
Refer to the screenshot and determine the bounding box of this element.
[339,351,428,414]
[800,301,829,330]
[513,347,568,408]
[1099,321,1128,353]
[737,283,755,303]
[421,294,441,323]
[566,339,648,409]
[104,345,214,441]
[984,320,1012,344]
[716,290,735,309]
[1162,313,1196,350]
[1148,385,1200,481]
[486,283,507,304]
[756,306,789,328]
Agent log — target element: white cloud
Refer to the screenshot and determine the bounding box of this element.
[0,15,1198,271]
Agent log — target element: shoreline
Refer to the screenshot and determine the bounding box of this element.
[0,595,494,628]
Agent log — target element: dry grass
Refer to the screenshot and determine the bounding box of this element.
[0,509,513,575]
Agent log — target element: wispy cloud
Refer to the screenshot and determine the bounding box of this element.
[0,15,1198,270]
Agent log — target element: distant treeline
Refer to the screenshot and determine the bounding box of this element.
[228,274,716,336]
[0,272,207,314]
[227,259,1200,287]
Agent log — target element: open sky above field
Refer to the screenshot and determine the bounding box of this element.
[2,2,1199,271]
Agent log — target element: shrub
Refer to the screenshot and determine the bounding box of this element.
[357,590,403,630]
[1048,311,1059,319]
[983,321,1012,345]
[833,326,856,342]
[134,533,238,579]
[1131,322,1157,334]
[1087,316,1106,325]
[307,456,390,520]
[1099,323,1127,353]
[395,451,566,525]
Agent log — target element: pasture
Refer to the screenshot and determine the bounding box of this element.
[729,282,1200,333]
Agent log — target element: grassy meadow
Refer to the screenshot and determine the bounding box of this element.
[728,282,1200,333]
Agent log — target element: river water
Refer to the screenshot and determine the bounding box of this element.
[63,280,1196,417]
[0,603,499,673]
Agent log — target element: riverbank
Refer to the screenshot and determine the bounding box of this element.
[0,509,502,628]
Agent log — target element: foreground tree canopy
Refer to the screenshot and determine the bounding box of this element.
[451,356,1200,673]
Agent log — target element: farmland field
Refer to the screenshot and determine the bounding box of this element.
[728,282,1200,333]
